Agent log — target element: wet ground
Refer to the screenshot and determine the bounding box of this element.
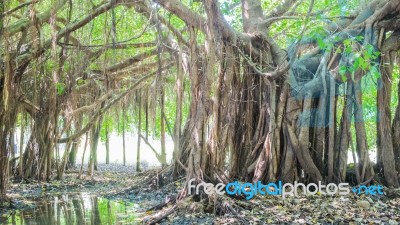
[0,193,137,225]
[0,164,218,225]
[1,164,400,224]
[0,164,159,225]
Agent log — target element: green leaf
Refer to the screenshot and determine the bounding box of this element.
[360,58,368,70]
[56,82,65,95]
[343,39,351,46]
[370,66,381,79]
[354,57,367,70]
[341,74,347,82]
[366,44,375,55]
[339,65,347,75]
[354,58,360,70]
[373,51,381,58]
[316,37,325,49]
[355,35,364,41]
[77,79,85,85]
[345,46,352,54]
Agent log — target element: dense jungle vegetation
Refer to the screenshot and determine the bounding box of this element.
[1,0,400,224]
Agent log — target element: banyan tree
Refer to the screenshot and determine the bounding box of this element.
[1,0,400,202]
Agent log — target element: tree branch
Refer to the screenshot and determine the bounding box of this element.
[16,0,117,65]
[139,134,163,162]
[1,1,33,18]
[103,48,159,73]
[153,0,206,33]
[4,0,68,36]
[236,46,289,81]
[57,63,173,143]
[265,0,298,20]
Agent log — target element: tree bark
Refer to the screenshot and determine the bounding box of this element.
[392,79,400,173]
[160,86,167,167]
[136,91,142,172]
[105,125,110,164]
[377,51,399,187]
[68,116,83,168]
[173,44,184,170]
[122,103,126,166]
[353,71,374,182]
[88,118,101,176]
[337,82,353,182]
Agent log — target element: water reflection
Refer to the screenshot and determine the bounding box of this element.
[0,193,136,225]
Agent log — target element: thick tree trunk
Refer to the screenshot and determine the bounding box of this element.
[173,44,184,165]
[313,96,326,175]
[68,117,83,168]
[88,119,101,176]
[327,76,336,182]
[392,79,400,173]
[337,82,353,182]
[0,33,19,200]
[67,142,79,168]
[280,92,299,183]
[0,132,9,201]
[293,94,324,183]
[20,108,58,181]
[179,25,210,183]
[235,0,276,182]
[353,71,374,182]
[377,52,399,187]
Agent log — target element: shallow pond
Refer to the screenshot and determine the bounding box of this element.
[0,193,137,225]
